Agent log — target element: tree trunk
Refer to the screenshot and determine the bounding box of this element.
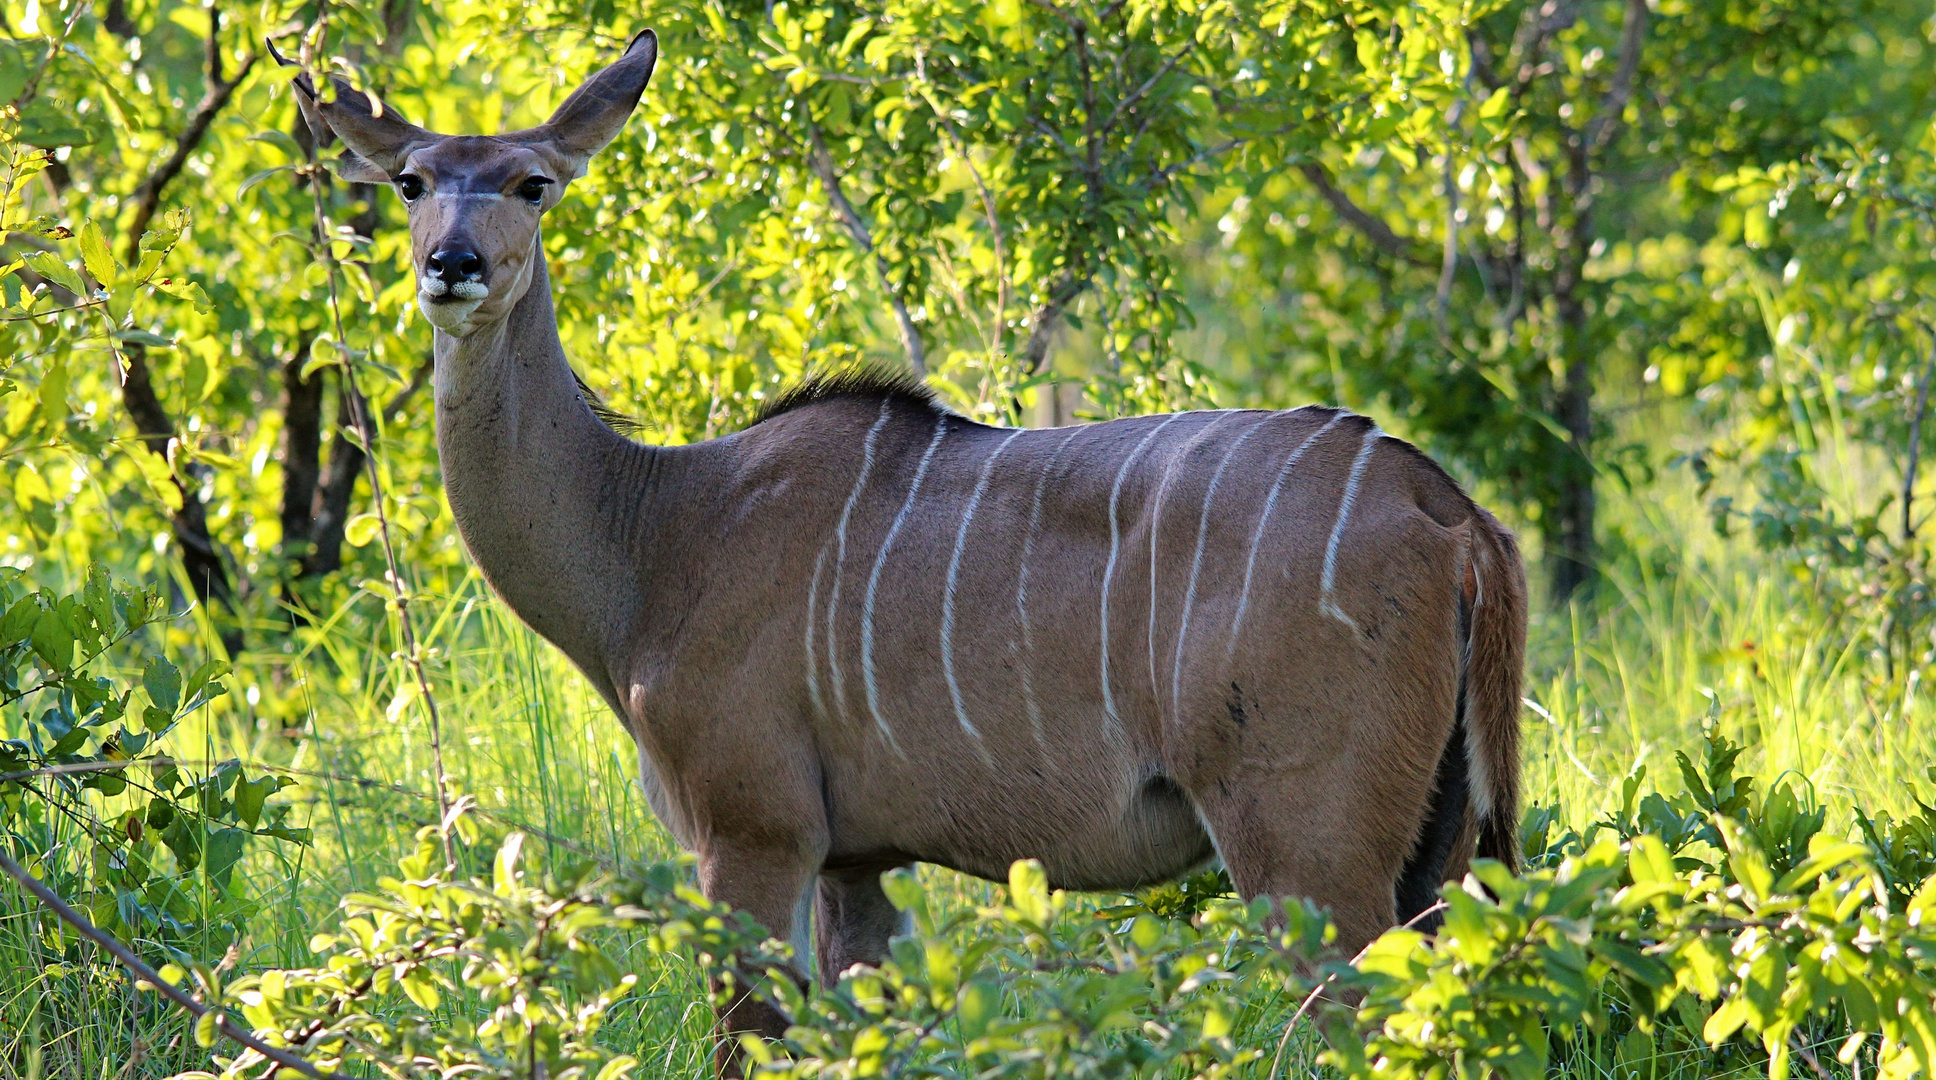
[118,341,243,654]
[278,339,323,558]
[1550,349,1596,602]
[1548,135,1599,604]
[299,374,369,579]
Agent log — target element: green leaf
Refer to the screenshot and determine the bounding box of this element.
[1717,816,1775,905]
[400,967,441,1010]
[23,250,86,297]
[28,608,73,669]
[35,358,66,424]
[232,774,276,828]
[143,656,181,715]
[78,221,116,287]
[1478,85,1511,119]
[204,827,247,888]
[193,1008,218,1047]
[153,277,211,313]
[0,42,28,103]
[184,658,230,703]
[344,513,382,548]
[1,594,38,642]
[16,99,94,148]
[111,329,174,349]
[1007,858,1050,924]
[236,165,296,201]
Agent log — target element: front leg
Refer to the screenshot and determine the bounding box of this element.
[698,838,824,1077]
[813,867,910,985]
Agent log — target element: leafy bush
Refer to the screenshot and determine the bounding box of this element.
[162,729,1936,1080]
[0,565,300,956]
[170,805,1326,1080]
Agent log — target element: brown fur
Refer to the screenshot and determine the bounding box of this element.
[293,35,1529,1076]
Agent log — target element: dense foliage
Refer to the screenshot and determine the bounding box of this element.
[167,734,1936,1080]
[2,0,1936,1075]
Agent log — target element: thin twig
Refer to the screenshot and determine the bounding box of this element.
[805,123,927,375]
[1902,331,1935,543]
[1585,0,1648,155]
[1100,41,1194,136]
[914,60,1010,357]
[0,847,349,1080]
[302,88,457,868]
[1790,1031,1835,1080]
[1267,900,1449,1080]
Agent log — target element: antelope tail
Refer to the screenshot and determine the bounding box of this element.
[1463,515,1526,873]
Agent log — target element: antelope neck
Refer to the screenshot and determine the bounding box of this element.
[430,248,667,704]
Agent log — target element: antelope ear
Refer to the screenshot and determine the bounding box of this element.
[270,42,434,182]
[315,82,435,181]
[531,30,657,181]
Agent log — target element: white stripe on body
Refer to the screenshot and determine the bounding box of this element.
[1319,425,1385,634]
[1147,412,1246,721]
[805,539,832,721]
[862,416,951,752]
[825,400,894,725]
[1015,427,1085,756]
[1169,411,1276,723]
[1227,411,1348,655]
[942,427,1028,752]
[1100,414,1187,731]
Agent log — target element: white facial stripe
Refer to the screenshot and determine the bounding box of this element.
[1171,411,1272,724]
[805,539,833,722]
[1100,413,1186,732]
[1017,426,1083,760]
[1228,412,1347,655]
[1319,425,1386,634]
[431,191,510,200]
[826,400,893,725]
[862,416,950,753]
[943,428,1026,750]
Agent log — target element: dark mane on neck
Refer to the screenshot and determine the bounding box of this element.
[752,364,947,426]
[573,369,643,438]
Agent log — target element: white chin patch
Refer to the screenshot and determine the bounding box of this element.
[419,294,484,334]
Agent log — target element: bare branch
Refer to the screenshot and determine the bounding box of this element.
[120,10,257,263]
[1297,162,1433,267]
[1024,270,1088,375]
[109,4,257,646]
[1026,114,1079,161]
[1101,41,1195,136]
[1905,328,1936,543]
[1438,75,1475,328]
[1585,0,1648,154]
[807,124,928,375]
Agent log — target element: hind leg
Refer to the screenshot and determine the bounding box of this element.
[813,867,909,985]
[1192,780,1407,959]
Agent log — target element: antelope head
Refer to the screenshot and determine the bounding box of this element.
[283,31,657,337]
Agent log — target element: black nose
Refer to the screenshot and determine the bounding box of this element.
[425,248,483,282]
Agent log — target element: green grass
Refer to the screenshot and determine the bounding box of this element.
[1,432,1924,1079]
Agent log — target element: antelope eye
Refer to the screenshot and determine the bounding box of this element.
[395,174,425,201]
[517,176,552,204]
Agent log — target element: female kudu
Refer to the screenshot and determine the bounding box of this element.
[289,29,1527,1073]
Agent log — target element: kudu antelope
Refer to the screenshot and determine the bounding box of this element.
[286,29,1527,1072]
